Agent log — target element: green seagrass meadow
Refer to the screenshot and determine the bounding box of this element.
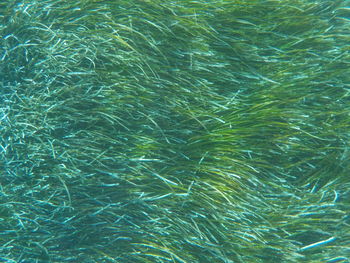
[0,0,349,262]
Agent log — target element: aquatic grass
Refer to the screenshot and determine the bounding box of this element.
[1,0,349,262]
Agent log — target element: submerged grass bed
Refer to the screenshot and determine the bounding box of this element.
[0,0,349,262]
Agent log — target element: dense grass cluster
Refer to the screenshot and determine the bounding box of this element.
[0,0,349,262]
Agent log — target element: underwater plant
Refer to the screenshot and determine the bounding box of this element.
[0,0,349,262]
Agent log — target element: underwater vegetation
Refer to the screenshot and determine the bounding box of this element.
[0,0,349,262]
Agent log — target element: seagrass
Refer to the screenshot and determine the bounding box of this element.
[0,0,349,262]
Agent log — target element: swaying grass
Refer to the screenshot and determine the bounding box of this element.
[0,0,349,262]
